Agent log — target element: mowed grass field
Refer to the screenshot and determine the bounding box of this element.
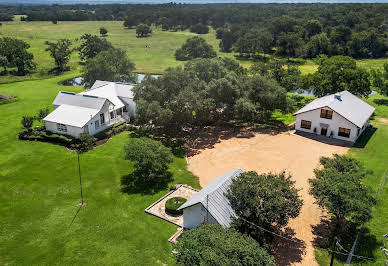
[0,19,231,82]
[0,74,200,265]
[0,19,387,84]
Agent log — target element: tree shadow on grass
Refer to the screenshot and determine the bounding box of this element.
[311,216,380,264]
[120,171,173,195]
[373,98,388,106]
[271,227,306,266]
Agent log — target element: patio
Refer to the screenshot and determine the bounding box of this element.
[144,184,198,227]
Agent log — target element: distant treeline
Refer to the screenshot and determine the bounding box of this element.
[0,3,388,58]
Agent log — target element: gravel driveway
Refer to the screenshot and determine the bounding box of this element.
[187,130,349,266]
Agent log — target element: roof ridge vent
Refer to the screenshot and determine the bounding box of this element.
[334,93,342,101]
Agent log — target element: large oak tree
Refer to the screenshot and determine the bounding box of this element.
[309,154,376,230]
[82,48,135,86]
[175,224,275,266]
[226,171,303,240]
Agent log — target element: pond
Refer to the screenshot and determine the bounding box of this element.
[290,89,377,97]
[58,74,160,86]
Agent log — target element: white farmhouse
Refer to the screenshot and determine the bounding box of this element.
[43,80,136,138]
[178,169,243,229]
[293,91,375,143]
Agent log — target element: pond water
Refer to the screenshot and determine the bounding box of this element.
[59,74,160,86]
[290,89,377,97]
[60,77,84,86]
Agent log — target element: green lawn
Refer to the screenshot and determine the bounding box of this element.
[0,73,200,265]
[314,93,388,265]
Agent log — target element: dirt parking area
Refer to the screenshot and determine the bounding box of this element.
[187,128,349,266]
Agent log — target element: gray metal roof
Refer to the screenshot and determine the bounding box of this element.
[293,91,375,128]
[53,91,109,110]
[90,80,110,90]
[82,81,134,109]
[43,104,100,127]
[89,80,134,98]
[179,168,243,227]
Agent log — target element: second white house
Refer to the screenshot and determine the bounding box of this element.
[293,91,375,143]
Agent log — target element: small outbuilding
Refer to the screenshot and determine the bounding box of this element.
[293,91,375,143]
[178,168,243,229]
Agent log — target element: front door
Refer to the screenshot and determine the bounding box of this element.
[321,127,328,136]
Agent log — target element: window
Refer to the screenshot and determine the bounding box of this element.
[338,127,351,138]
[300,120,312,129]
[100,113,105,125]
[123,106,127,112]
[84,125,89,133]
[57,123,67,132]
[95,120,100,130]
[110,111,114,119]
[320,109,333,119]
[357,128,360,136]
[117,108,123,116]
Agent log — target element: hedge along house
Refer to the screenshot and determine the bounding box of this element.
[178,169,243,229]
[43,81,136,139]
[293,91,375,143]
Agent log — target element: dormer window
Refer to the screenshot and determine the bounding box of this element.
[320,109,333,119]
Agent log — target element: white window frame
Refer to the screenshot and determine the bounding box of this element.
[95,120,100,130]
[338,127,351,138]
[300,120,312,130]
[57,123,67,132]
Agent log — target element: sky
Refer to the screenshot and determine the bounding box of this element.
[1,0,388,4]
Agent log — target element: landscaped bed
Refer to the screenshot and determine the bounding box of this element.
[165,197,187,216]
[18,121,131,151]
[0,94,17,105]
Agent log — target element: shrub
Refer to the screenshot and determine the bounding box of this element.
[113,121,126,128]
[21,116,34,130]
[76,132,97,152]
[37,108,50,121]
[165,197,187,215]
[94,129,110,140]
[19,129,75,146]
[100,27,108,36]
[113,124,126,134]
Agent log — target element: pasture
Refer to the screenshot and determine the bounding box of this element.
[0,19,387,84]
